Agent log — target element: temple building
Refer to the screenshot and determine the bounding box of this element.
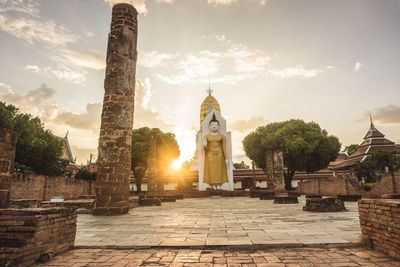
[56,132,78,173]
[332,117,400,176]
[58,132,75,163]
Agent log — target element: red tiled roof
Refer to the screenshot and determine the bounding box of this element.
[332,121,400,170]
[328,152,348,166]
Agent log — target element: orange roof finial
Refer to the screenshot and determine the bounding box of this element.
[370,114,374,127]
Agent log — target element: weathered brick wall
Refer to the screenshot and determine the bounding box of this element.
[297,176,363,196]
[10,175,45,200]
[297,170,400,198]
[0,207,77,266]
[358,198,400,259]
[0,128,18,208]
[364,171,400,198]
[44,176,95,200]
[0,128,18,175]
[9,174,95,201]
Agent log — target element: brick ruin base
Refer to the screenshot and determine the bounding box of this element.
[303,197,346,212]
[297,170,400,199]
[0,207,77,266]
[274,193,299,204]
[358,198,400,259]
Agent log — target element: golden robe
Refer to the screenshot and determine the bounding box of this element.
[204,134,228,185]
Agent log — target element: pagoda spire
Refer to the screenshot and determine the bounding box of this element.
[207,81,213,96]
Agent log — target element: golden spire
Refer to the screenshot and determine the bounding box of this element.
[200,84,221,127]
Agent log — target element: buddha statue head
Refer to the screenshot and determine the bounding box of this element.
[209,113,219,133]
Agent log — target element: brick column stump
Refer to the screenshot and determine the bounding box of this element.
[0,128,18,208]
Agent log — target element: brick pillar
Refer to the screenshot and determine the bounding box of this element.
[93,3,138,216]
[0,128,18,175]
[265,151,275,189]
[0,127,18,208]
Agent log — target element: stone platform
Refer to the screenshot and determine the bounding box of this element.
[75,196,361,247]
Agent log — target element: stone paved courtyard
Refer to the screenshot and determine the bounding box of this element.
[76,196,361,247]
[38,247,400,266]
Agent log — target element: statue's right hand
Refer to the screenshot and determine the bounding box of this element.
[203,139,207,147]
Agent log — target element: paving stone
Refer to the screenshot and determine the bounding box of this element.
[76,197,361,247]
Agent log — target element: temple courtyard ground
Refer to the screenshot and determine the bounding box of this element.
[75,196,361,247]
[38,247,400,266]
[38,197,400,266]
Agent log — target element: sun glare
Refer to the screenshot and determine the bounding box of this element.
[172,159,182,170]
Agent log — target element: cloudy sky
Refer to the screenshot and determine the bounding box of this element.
[1,0,400,166]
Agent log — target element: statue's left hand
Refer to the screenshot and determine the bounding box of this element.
[225,159,228,165]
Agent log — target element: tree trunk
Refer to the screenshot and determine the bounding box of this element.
[136,177,142,193]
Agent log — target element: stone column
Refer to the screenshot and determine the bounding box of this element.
[93,3,138,216]
[0,127,18,208]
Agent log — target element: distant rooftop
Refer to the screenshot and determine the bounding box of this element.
[332,118,400,170]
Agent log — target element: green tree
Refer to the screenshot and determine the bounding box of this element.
[0,102,65,176]
[344,144,359,156]
[243,119,341,190]
[0,102,17,129]
[354,151,400,183]
[233,161,250,169]
[131,127,180,192]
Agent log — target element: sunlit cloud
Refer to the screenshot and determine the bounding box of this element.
[226,43,271,73]
[354,62,362,72]
[0,82,56,118]
[156,39,272,85]
[103,0,148,14]
[103,0,268,13]
[229,116,267,133]
[155,50,221,84]
[138,51,177,68]
[370,105,400,125]
[25,65,86,84]
[155,34,329,85]
[207,0,268,6]
[0,0,103,84]
[268,65,323,78]
[55,103,102,133]
[60,49,106,70]
[0,0,40,16]
[0,13,77,46]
